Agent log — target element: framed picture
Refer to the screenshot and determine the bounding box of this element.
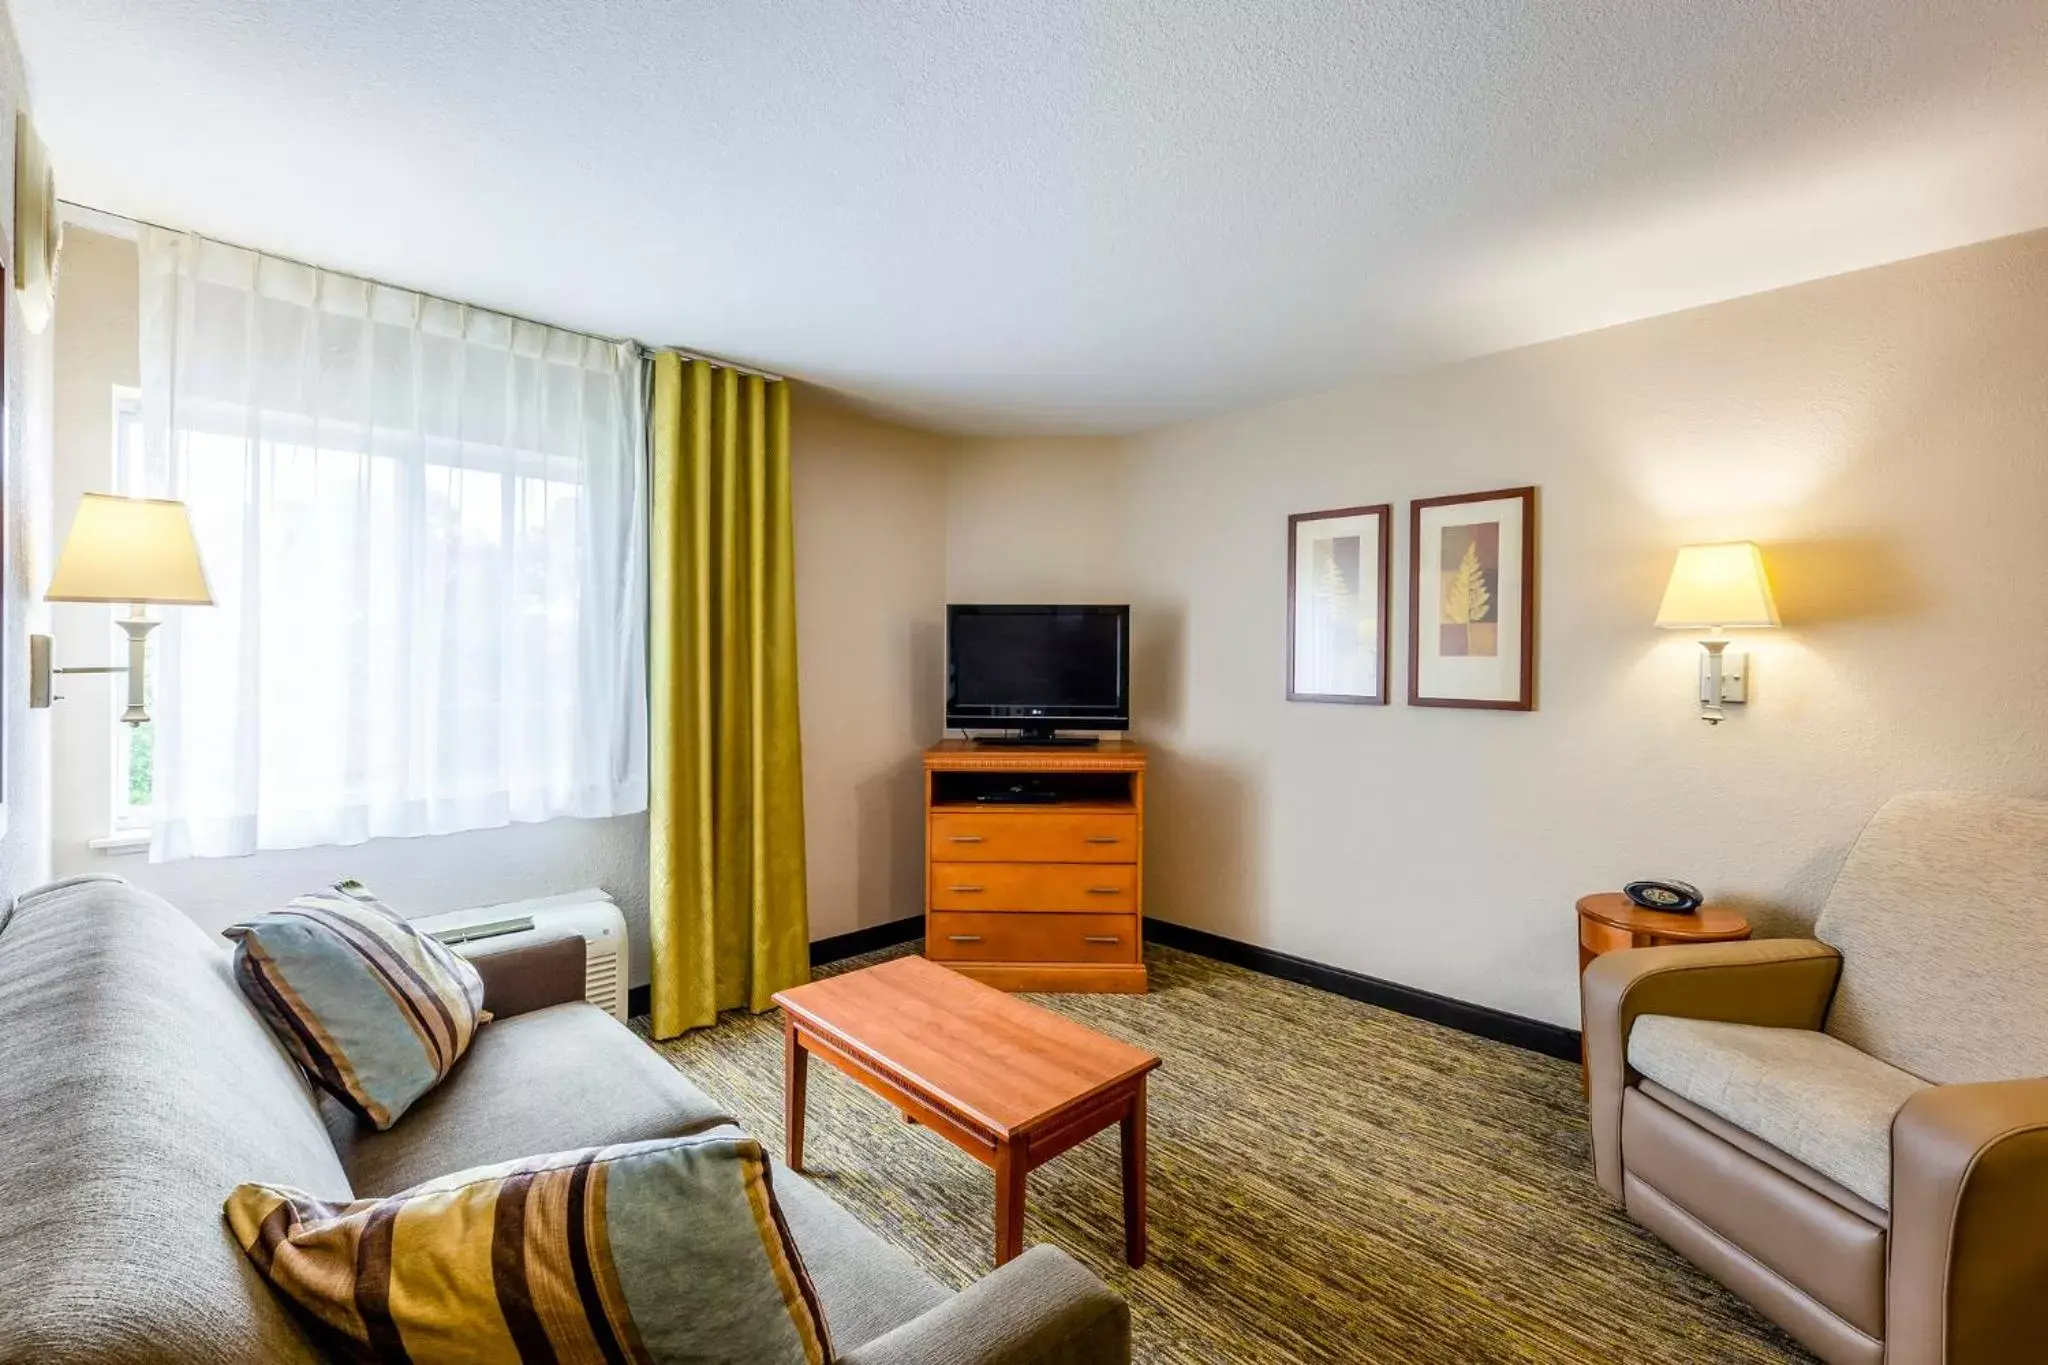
[1287,503,1390,704]
[1408,486,1536,710]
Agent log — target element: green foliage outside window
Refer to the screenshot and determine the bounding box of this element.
[127,723,153,808]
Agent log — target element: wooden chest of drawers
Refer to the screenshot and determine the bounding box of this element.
[922,740,1147,993]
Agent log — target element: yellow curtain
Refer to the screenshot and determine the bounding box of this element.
[648,352,810,1038]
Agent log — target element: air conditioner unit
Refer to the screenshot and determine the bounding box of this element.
[413,889,628,1022]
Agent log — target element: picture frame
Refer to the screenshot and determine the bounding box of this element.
[1287,503,1391,705]
[1408,486,1536,710]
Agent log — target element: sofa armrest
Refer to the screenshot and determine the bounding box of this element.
[1888,1078,2048,1365]
[840,1246,1129,1365]
[1582,938,1842,1200]
[460,933,587,1019]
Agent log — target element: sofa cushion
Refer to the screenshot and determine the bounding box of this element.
[329,1001,736,1194]
[1816,790,2048,1084]
[225,880,489,1129]
[1629,1015,1928,1209]
[0,877,345,1364]
[691,1125,951,1352]
[767,1155,952,1351]
[228,1134,830,1364]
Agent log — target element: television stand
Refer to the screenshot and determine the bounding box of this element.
[968,729,1101,747]
[924,739,1147,994]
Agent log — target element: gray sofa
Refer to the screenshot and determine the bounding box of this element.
[0,876,1130,1364]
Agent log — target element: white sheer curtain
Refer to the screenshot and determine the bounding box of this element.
[138,228,647,861]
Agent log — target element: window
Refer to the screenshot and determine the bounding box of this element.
[136,228,648,861]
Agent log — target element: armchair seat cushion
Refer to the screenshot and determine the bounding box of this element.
[1630,1016,1929,1209]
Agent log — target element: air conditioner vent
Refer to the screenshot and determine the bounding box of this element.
[413,890,630,1023]
[584,951,621,1018]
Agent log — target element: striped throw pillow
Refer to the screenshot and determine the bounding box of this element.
[226,1134,831,1365]
[225,881,488,1130]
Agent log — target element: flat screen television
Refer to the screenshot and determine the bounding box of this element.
[946,604,1130,744]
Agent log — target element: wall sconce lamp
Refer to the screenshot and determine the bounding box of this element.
[1655,541,1779,724]
[31,493,213,725]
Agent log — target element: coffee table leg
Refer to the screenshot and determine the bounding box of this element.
[1121,1081,1147,1268]
[784,1018,808,1172]
[994,1138,1027,1266]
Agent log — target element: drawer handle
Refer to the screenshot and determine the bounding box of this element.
[1083,836,1121,845]
[1087,886,1122,895]
[949,835,985,843]
[1083,934,1121,945]
[950,885,985,894]
[947,934,984,943]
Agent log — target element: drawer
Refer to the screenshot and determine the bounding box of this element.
[930,862,1137,912]
[930,811,1137,864]
[928,912,1139,964]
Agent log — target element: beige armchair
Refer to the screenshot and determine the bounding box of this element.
[1583,792,2048,1365]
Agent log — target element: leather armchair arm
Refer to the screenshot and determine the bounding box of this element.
[460,933,588,1019]
[1887,1078,2048,1365]
[1582,939,1842,1201]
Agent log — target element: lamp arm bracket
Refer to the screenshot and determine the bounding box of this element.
[29,628,155,723]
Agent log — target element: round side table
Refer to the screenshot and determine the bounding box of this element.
[1574,892,1751,1091]
[1576,892,1751,971]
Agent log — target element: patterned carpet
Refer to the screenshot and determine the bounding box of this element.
[638,944,1816,1364]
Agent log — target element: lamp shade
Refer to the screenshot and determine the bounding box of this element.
[1655,541,1779,629]
[45,493,213,605]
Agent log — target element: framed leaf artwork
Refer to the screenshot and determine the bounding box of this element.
[1408,486,1536,710]
[1287,504,1390,704]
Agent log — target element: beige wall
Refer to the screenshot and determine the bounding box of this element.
[49,228,136,871]
[0,12,54,903]
[47,232,952,969]
[48,210,2048,1027]
[950,228,2048,1027]
[791,392,952,937]
[944,436,1127,604]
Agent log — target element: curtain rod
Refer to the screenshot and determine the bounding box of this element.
[58,200,788,382]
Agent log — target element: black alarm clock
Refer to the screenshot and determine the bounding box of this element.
[1624,878,1704,913]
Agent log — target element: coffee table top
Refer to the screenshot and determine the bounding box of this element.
[773,955,1160,1138]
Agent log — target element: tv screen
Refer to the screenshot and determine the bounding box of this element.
[947,605,1129,734]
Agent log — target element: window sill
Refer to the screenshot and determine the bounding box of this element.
[88,831,150,856]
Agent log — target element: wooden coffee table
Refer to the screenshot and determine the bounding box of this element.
[773,955,1161,1267]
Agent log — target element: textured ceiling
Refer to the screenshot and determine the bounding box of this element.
[14,1,2048,433]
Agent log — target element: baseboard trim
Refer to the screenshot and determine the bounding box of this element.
[811,914,927,966]
[626,915,925,1020]
[1143,918,1581,1062]
[629,914,1578,1061]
